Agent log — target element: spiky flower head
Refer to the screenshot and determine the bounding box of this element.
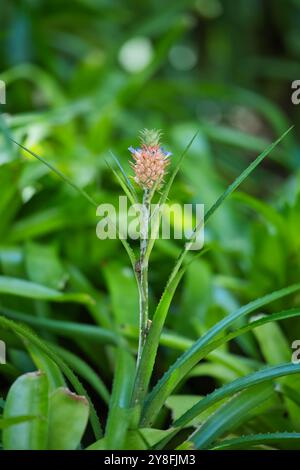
[139,128,162,147]
[129,129,171,190]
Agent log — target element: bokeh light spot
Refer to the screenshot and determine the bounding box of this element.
[118,37,153,73]
[169,45,197,71]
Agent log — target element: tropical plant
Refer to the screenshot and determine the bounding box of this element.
[2,0,300,452]
[1,124,300,450]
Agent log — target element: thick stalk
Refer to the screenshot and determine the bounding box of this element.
[137,189,151,368]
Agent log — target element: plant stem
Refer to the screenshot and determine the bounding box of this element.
[137,189,151,369]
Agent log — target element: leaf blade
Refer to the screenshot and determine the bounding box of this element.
[141,282,300,426]
[3,371,49,450]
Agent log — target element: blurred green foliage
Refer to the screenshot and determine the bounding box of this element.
[1,0,300,450]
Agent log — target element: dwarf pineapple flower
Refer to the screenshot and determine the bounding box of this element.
[129,129,171,190]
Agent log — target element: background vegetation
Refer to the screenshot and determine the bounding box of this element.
[1,0,300,450]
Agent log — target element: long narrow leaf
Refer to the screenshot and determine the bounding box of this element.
[0,315,102,439]
[205,127,293,223]
[186,384,274,449]
[131,268,186,406]
[174,363,300,428]
[132,247,210,406]
[138,128,293,422]
[0,276,93,305]
[0,307,119,345]
[3,371,49,450]
[141,282,300,425]
[9,137,98,207]
[169,126,293,284]
[51,345,110,405]
[110,150,138,201]
[106,159,137,206]
[105,347,136,450]
[9,137,137,268]
[155,361,300,449]
[0,415,38,430]
[211,432,300,450]
[145,132,198,260]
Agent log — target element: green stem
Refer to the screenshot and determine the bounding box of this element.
[137,189,151,369]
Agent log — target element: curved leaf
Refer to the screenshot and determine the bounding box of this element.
[1,307,118,345]
[26,342,65,392]
[105,347,136,450]
[137,128,293,422]
[211,432,300,450]
[0,415,37,430]
[0,275,93,305]
[173,363,300,428]
[52,344,110,405]
[141,283,300,425]
[3,371,49,450]
[0,315,102,439]
[10,138,137,268]
[47,387,89,450]
[185,383,274,449]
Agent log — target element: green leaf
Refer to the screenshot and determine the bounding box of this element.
[136,129,293,423]
[0,275,93,305]
[88,428,174,451]
[87,437,107,450]
[26,342,65,392]
[1,64,66,107]
[148,127,293,353]
[179,261,213,335]
[0,315,102,439]
[253,319,300,428]
[145,131,198,261]
[105,347,136,450]
[121,428,176,450]
[1,307,119,345]
[232,192,286,234]
[170,127,293,282]
[132,267,186,406]
[132,249,210,408]
[154,362,300,449]
[173,363,300,429]
[25,242,68,290]
[122,431,148,450]
[189,363,242,383]
[0,247,23,277]
[253,319,291,364]
[211,432,300,450]
[9,204,95,241]
[0,162,21,236]
[9,137,98,207]
[0,415,37,430]
[52,344,110,405]
[108,150,138,204]
[279,384,300,407]
[141,283,300,426]
[3,371,49,450]
[102,261,139,327]
[205,308,300,363]
[47,387,89,450]
[111,152,137,193]
[194,83,293,153]
[158,131,198,208]
[186,383,274,450]
[165,395,223,428]
[199,122,277,154]
[166,395,201,423]
[139,428,175,448]
[107,160,137,206]
[9,137,137,268]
